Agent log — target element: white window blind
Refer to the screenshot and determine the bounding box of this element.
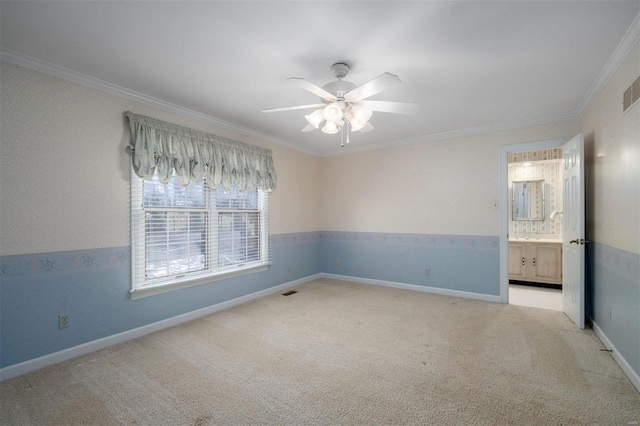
[130,171,270,297]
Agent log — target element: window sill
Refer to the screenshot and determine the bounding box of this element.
[129,263,270,300]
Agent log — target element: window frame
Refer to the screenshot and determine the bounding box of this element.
[130,171,270,300]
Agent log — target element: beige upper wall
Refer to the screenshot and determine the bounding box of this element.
[8,47,631,255]
[582,40,640,255]
[0,62,321,256]
[320,120,580,236]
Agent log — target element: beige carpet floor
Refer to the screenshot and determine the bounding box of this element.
[1,279,638,425]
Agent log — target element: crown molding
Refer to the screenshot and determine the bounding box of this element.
[576,11,640,117]
[319,111,579,157]
[0,49,320,157]
[3,22,634,160]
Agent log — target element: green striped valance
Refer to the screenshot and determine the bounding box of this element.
[125,112,276,190]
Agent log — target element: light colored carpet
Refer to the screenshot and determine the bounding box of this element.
[1,279,638,425]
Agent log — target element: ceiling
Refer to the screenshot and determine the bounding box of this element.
[1,1,639,156]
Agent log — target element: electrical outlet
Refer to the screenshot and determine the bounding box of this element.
[424,268,430,276]
[287,265,291,273]
[608,306,612,321]
[58,314,70,329]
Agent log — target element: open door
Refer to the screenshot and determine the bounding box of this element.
[562,134,586,329]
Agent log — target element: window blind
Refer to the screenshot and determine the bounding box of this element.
[131,171,270,292]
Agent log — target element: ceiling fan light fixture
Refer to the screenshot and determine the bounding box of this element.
[321,121,340,134]
[305,108,325,128]
[323,101,345,122]
[347,104,373,123]
[263,63,417,146]
[349,118,367,132]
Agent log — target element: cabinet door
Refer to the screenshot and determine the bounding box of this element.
[529,243,562,284]
[508,243,527,280]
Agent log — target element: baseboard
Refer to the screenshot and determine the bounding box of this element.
[591,320,640,393]
[0,274,321,382]
[320,273,502,303]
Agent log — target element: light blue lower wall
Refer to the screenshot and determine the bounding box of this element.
[320,231,500,296]
[11,232,637,378]
[0,232,321,368]
[587,242,640,377]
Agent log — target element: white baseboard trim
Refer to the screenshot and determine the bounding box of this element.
[591,320,640,393]
[0,274,321,382]
[320,273,502,303]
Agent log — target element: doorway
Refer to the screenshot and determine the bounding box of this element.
[499,138,568,310]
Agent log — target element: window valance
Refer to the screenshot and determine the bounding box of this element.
[125,112,277,190]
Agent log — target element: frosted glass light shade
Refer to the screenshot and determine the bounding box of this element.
[321,121,339,134]
[349,119,367,132]
[305,109,325,128]
[348,104,373,123]
[323,102,344,122]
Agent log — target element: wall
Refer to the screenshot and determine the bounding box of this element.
[3,53,626,378]
[0,62,322,368]
[582,40,639,379]
[320,121,580,296]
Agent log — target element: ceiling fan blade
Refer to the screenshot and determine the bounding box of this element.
[288,77,337,102]
[359,122,375,133]
[362,100,419,115]
[344,72,401,102]
[301,123,316,132]
[262,103,326,113]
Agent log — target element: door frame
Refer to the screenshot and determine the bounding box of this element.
[499,138,570,304]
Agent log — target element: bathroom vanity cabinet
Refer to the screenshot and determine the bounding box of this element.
[508,241,562,285]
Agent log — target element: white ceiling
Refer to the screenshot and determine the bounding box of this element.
[1,1,639,156]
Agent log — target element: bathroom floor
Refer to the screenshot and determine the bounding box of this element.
[509,284,562,311]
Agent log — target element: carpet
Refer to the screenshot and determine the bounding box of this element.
[1,279,638,425]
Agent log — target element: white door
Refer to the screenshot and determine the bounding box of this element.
[562,134,586,329]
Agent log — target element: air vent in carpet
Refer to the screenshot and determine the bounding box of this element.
[282,290,298,296]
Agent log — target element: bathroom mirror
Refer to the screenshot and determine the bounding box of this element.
[512,180,545,220]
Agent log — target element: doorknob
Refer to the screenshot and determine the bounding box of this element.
[569,239,589,245]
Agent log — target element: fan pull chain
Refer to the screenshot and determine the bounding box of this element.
[339,123,351,148]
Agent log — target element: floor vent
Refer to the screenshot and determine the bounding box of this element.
[282,290,298,296]
[623,75,640,112]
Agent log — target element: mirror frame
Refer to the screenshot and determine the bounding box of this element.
[512,179,545,221]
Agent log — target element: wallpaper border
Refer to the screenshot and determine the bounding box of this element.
[320,231,499,251]
[592,242,640,282]
[0,232,322,280]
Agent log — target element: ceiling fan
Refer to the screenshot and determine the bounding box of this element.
[263,63,418,146]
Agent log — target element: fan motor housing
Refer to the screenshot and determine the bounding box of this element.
[322,80,357,98]
[330,62,350,78]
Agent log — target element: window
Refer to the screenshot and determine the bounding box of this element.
[130,172,269,298]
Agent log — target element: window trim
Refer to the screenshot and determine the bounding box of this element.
[129,263,269,300]
[130,171,270,300]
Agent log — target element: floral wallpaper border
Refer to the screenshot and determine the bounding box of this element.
[0,233,323,280]
[3,237,635,282]
[592,242,640,282]
[320,231,499,251]
[270,232,321,247]
[508,148,562,163]
[0,247,130,280]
